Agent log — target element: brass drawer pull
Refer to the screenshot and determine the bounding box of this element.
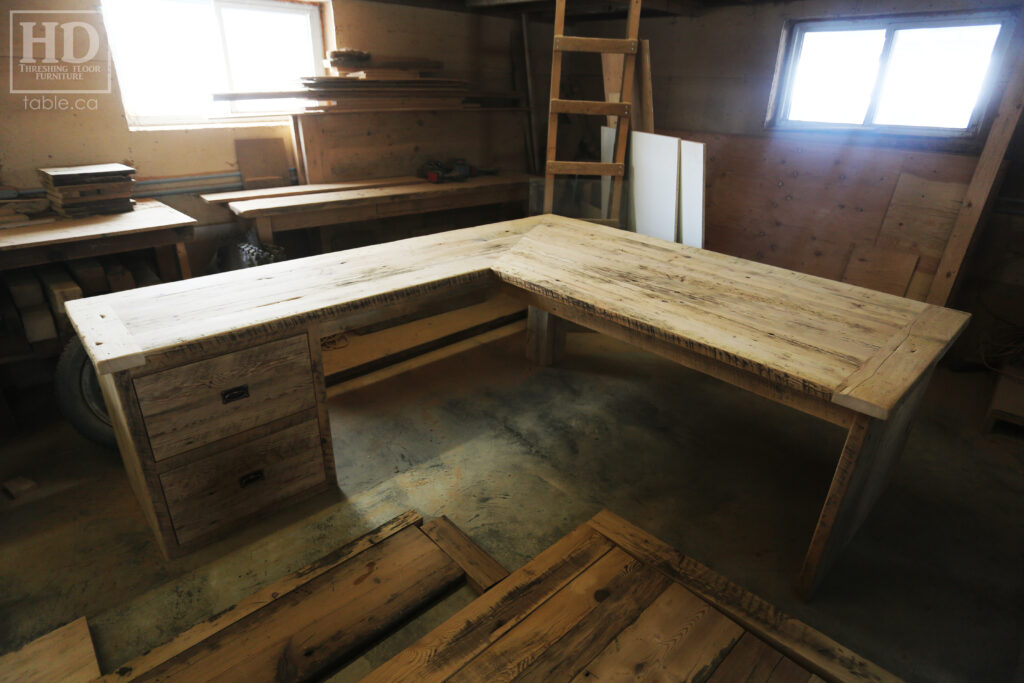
[238,469,265,488]
[221,385,250,404]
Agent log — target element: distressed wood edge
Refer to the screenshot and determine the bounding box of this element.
[65,300,147,375]
[99,510,423,681]
[832,306,970,419]
[585,509,902,683]
[420,516,510,594]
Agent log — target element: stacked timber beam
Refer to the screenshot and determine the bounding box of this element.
[38,163,135,218]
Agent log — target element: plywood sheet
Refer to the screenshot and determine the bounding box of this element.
[630,131,679,243]
[841,244,919,296]
[234,138,289,189]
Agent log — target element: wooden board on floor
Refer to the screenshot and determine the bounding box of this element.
[366,510,896,682]
[420,516,509,593]
[100,510,514,682]
[0,617,99,683]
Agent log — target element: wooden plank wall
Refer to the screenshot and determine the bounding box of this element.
[666,131,978,300]
[294,111,528,184]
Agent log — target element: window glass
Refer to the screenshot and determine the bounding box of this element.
[874,24,1002,128]
[787,29,886,124]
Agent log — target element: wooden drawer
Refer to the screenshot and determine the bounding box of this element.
[134,335,316,461]
[160,419,326,546]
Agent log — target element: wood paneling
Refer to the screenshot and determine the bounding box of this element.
[294,110,527,184]
[668,131,976,300]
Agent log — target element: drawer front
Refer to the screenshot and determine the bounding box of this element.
[160,419,326,546]
[134,335,316,461]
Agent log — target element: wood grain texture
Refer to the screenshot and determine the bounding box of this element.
[133,335,316,460]
[68,214,966,421]
[585,510,899,682]
[364,523,614,682]
[0,617,99,683]
[200,176,423,204]
[575,582,744,681]
[122,526,462,682]
[841,245,919,297]
[227,174,530,220]
[159,418,326,545]
[0,199,195,253]
[371,511,895,683]
[450,548,649,682]
[293,110,526,185]
[526,306,566,367]
[100,511,424,681]
[420,516,509,594]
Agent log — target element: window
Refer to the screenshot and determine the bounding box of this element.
[769,12,1013,135]
[101,0,325,126]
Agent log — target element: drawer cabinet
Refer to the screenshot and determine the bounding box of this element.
[134,336,317,461]
[98,329,335,559]
[160,418,325,546]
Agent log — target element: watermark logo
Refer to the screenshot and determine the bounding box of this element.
[9,10,111,95]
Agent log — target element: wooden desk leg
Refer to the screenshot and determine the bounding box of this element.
[174,242,192,279]
[154,243,192,281]
[255,217,275,245]
[797,371,932,599]
[526,306,566,366]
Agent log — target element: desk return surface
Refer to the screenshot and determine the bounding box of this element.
[66,215,968,580]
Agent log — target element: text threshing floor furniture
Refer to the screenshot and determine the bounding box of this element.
[65,214,968,596]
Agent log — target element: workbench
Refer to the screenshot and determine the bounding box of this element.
[0,199,195,279]
[65,215,968,597]
[221,174,531,245]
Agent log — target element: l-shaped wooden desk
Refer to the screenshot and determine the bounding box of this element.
[65,214,968,598]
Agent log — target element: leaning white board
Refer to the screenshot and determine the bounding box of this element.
[600,126,616,217]
[678,139,705,248]
[630,131,678,243]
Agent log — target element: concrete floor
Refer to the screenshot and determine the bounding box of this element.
[0,332,1021,682]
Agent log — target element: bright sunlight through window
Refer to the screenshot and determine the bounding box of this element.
[775,13,1010,134]
[101,0,324,127]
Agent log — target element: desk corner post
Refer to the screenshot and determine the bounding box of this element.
[797,370,934,599]
[526,306,566,366]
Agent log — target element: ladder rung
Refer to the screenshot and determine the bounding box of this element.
[550,99,630,117]
[553,36,638,54]
[547,161,625,176]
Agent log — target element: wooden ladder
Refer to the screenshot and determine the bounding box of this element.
[542,0,642,225]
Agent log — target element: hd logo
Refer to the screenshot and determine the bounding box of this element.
[10,10,111,95]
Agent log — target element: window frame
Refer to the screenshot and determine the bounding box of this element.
[104,0,328,128]
[766,10,1017,139]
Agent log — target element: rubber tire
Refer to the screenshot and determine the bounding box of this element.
[55,337,116,449]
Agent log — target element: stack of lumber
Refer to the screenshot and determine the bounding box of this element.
[300,74,469,112]
[38,163,135,218]
[0,255,162,361]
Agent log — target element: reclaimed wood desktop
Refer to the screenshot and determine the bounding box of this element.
[65,215,968,596]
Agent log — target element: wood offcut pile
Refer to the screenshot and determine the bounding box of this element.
[38,163,135,217]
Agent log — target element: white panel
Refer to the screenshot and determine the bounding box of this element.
[678,140,705,249]
[629,131,678,243]
[600,126,616,217]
